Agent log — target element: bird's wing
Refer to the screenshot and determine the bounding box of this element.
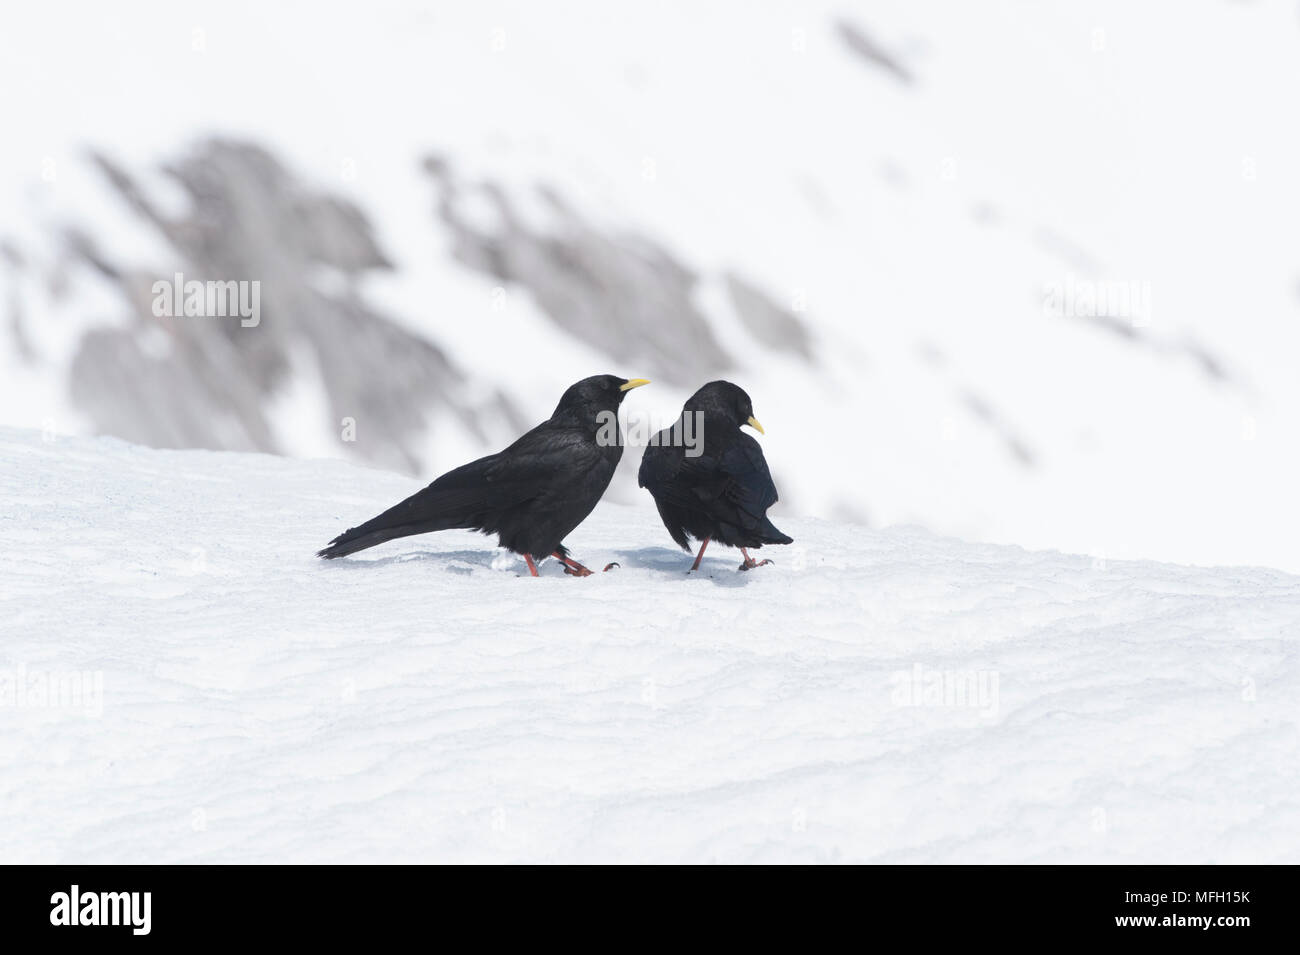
[338,425,602,537]
[477,425,608,500]
[637,433,679,488]
[729,433,780,509]
[651,433,779,521]
[700,432,779,511]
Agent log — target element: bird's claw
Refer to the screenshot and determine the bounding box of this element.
[560,560,617,575]
[738,558,773,572]
[602,562,620,572]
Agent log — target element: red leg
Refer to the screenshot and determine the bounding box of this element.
[690,536,711,571]
[552,551,594,577]
[524,554,540,577]
[738,547,772,572]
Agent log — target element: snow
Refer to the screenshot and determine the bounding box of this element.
[6,1,1300,572]
[2,425,1296,863]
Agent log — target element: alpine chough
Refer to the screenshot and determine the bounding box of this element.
[638,380,792,572]
[318,375,649,575]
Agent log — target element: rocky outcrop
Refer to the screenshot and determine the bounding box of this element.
[424,156,735,387]
[723,272,815,362]
[65,140,520,475]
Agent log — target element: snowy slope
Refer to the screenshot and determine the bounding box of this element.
[1,426,1296,863]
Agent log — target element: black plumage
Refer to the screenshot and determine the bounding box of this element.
[318,374,648,575]
[638,380,792,571]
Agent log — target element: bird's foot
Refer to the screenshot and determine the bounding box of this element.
[561,560,620,575]
[550,551,618,576]
[737,548,772,572]
[553,551,595,576]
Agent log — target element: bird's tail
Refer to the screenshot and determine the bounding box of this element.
[759,517,793,546]
[317,455,500,559]
[317,524,426,559]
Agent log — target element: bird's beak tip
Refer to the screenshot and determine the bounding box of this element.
[746,415,765,435]
[620,378,651,391]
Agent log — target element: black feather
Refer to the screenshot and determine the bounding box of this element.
[319,375,638,561]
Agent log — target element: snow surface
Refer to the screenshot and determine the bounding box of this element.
[1,426,1296,863]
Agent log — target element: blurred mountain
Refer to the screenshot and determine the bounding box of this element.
[426,155,746,387]
[55,142,523,476]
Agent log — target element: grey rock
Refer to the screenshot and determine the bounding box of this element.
[835,19,915,86]
[426,156,734,387]
[723,272,815,362]
[64,139,517,474]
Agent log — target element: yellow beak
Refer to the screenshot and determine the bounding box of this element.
[619,378,651,391]
[746,415,765,435]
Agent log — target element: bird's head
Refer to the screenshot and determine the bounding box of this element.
[686,380,765,434]
[553,374,650,421]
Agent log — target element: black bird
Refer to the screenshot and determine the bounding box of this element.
[318,375,650,575]
[638,380,792,572]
